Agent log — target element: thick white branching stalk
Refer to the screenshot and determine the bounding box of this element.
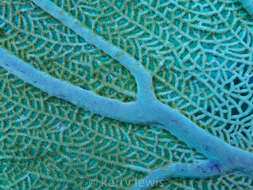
[0,47,144,124]
[0,0,252,189]
[132,160,223,190]
[31,0,156,102]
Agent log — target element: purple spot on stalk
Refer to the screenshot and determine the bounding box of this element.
[19,69,25,74]
[197,164,207,173]
[208,161,221,173]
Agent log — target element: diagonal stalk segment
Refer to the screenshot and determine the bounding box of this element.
[0,47,144,124]
[31,0,156,102]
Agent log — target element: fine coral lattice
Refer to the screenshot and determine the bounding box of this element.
[0,0,253,189]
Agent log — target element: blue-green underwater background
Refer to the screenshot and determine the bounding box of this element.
[0,0,253,189]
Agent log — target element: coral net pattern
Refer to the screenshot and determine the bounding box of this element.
[0,0,253,189]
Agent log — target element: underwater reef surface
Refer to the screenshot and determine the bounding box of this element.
[0,0,253,189]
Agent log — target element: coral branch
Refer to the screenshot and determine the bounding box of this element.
[140,100,236,161]
[154,101,253,165]
[31,0,156,102]
[132,160,223,190]
[2,1,253,189]
[0,47,144,124]
[1,46,253,190]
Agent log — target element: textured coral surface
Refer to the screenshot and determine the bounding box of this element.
[0,0,253,189]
